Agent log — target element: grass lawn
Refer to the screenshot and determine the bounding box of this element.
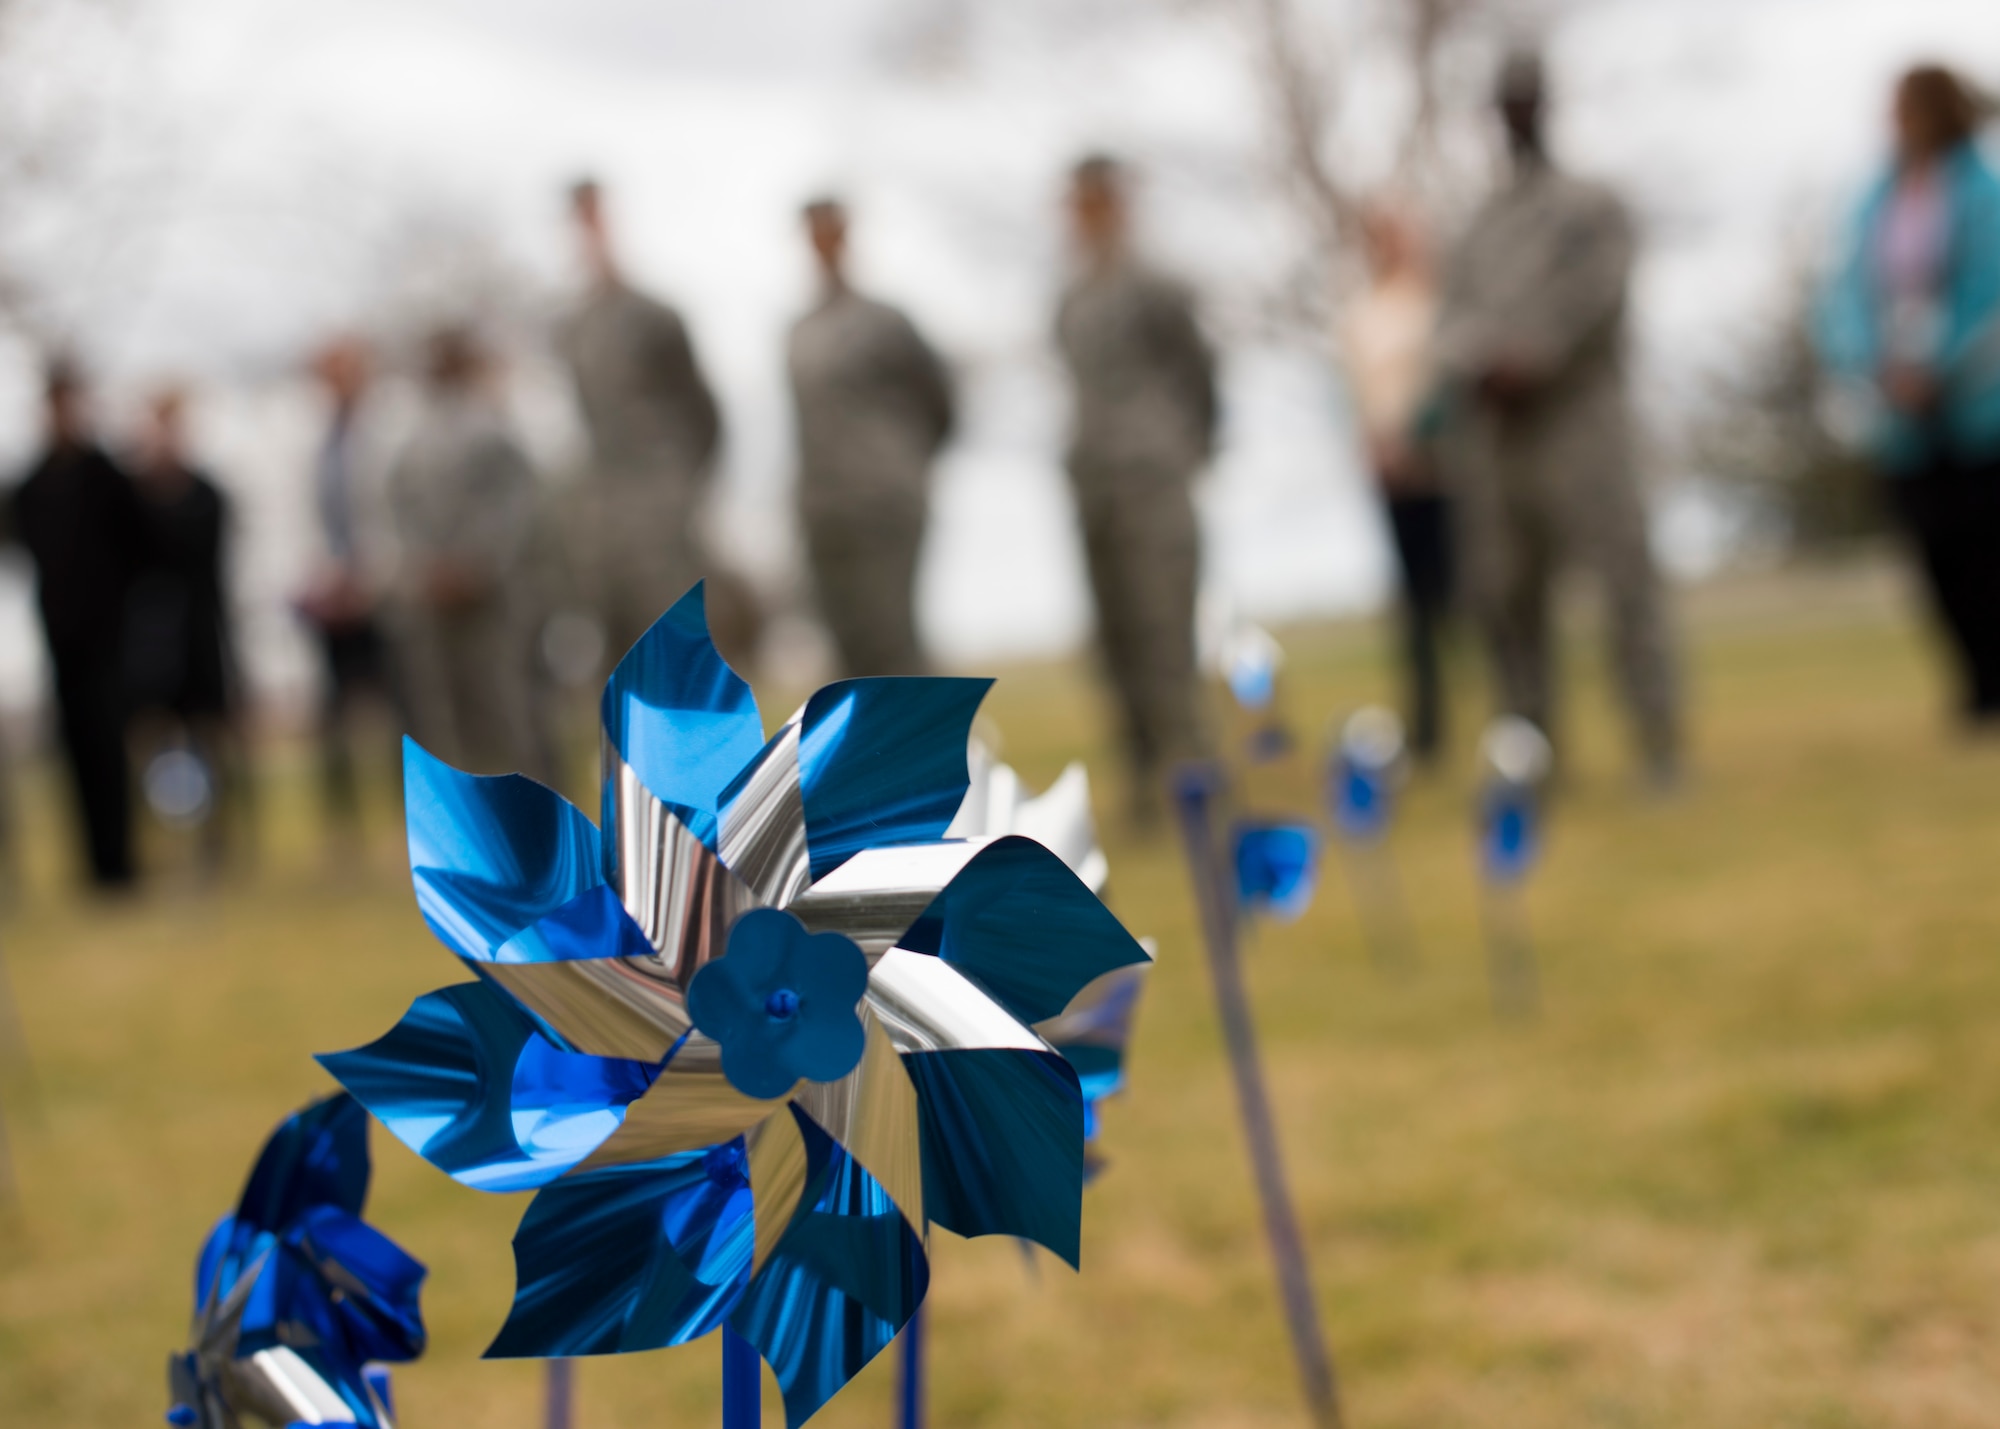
[2,562,1998,1427]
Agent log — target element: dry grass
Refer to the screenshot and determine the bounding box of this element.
[3,563,2000,1427]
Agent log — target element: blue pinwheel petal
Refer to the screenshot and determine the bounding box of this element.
[1232,820,1321,921]
[194,1213,233,1306]
[234,1086,370,1234]
[903,1048,1085,1266]
[493,882,659,965]
[405,739,604,962]
[897,836,1151,1026]
[291,1205,429,1364]
[797,678,991,883]
[487,1144,756,1358]
[729,1119,929,1429]
[601,583,768,852]
[318,984,658,1193]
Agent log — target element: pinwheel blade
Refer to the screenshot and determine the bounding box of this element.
[488,1144,755,1358]
[317,983,657,1193]
[905,1047,1085,1266]
[899,836,1151,1025]
[601,582,768,853]
[289,1204,428,1364]
[234,1088,370,1233]
[730,1118,929,1429]
[790,1013,925,1237]
[405,740,603,963]
[796,678,991,882]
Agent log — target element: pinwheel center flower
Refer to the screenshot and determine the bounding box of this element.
[687,908,870,1101]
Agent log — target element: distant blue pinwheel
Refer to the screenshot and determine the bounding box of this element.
[319,584,1149,1427]
[168,1092,426,1429]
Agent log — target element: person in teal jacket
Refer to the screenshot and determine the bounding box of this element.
[1820,64,2000,720]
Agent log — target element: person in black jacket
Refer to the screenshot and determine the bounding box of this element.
[126,384,243,866]
[5,361,145,887]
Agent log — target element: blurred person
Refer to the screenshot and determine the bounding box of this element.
[1057,154,1219,823]
[788,196,954,676]
[558,178,724,663]
[387,327,545,780]
[1820,64,2000,724]
[297,336,404,838]
[1342,202,1452,764]
[124,384,245,867]
[2,360,144,887]
[1433,50,1680,787]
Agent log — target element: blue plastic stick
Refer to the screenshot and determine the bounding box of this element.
[723,1326,761,1429]
[544,1359,573,1429]
[897,1300,925,1429]
[1172,762,1343,1429]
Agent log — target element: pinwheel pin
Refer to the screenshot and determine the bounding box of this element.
[319,584,1150,1427]
[167,1091,426,1429]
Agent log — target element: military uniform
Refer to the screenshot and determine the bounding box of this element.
[1057,259,1217,793]
[387,395,545,779]
[1434,157,1679,771]
[559,280,722,660]
[788,287,953,676]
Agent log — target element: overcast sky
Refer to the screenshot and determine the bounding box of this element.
[0,0,1996,705]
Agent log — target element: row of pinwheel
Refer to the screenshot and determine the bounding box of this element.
[172,584,1153,1428]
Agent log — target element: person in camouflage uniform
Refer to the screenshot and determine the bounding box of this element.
[1056,155,1218,819]
[788,197,954,676]
[1433,51,1681,784]
[558,179,723,662]
[387,328,546,781]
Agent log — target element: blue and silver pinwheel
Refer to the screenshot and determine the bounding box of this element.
[168,1091,426,1429]
[318,584,1151,1427]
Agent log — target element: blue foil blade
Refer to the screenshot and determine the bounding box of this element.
[317,984,657,1193]
[288,1205,428,1364]
[486,1145,756,1358]
[493,882,660,965]
[234,1090,371,1236]
[730,1121,930,1429]
[797,678,992,883]
[897,836,1152,1026]
[405,739,604,962]
[903,1047,1085,1266]
[601,583,768,853]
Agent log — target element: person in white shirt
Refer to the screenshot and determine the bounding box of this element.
[1341,202,1451,762]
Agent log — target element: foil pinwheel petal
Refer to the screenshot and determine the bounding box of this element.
[319,582,1151,1427]
[945,742,1145,1178]
[601,582,767,852]
[405,742,603,963]
[170,1092,426,1429]
[317,983,660,1192]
